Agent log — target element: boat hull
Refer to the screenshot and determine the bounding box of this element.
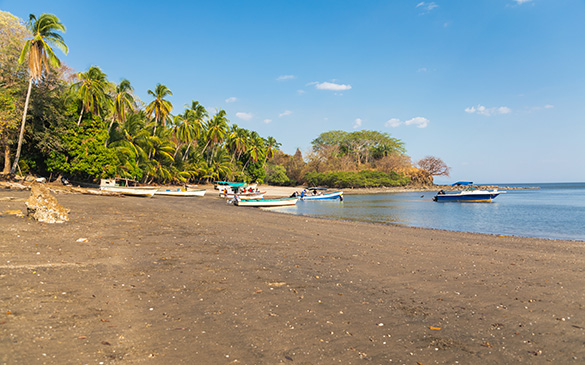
[155,188,206,197]
[301,191,343,200]
[234,197,298,207]
[220,192,265,199]
[433,192,502,202]
[100,186,157,197]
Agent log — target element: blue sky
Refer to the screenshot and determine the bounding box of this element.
[2,0,584,183]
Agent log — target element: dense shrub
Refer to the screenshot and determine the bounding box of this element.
[304,170,409,188]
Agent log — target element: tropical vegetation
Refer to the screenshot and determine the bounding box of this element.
[0,10,446,188]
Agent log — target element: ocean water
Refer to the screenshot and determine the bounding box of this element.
[270,183,585,241]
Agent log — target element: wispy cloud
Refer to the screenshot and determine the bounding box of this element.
[312,81,352,91]
[225,97,237,103]
[235,112,253,121]
[353,118,362,129]
[514,0,532,5]
[297,89,305,95]
[416,2,438,13]
[277,75,296,81]
[279,110,292,117]
[465,104,511,116]
[386,117,429,128]
[264,119,272,124]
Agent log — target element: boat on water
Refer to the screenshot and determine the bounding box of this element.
[100,178,158,197]
[432,181,505,202]
[155,187,206,197]
[233,195,298,207]
[300,189,343,201]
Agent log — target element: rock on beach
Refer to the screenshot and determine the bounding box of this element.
[24,183,69,223]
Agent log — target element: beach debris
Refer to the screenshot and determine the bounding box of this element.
[1,209,24,217]
[25,183,70,223]
[429,326,442,330]
[76,238,88,243]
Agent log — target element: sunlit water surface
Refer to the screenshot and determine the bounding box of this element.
[269,183,585,241]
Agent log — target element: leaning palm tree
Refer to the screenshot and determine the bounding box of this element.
[73,65,110,126]
[11,13,68,174]
[145,83,173,136]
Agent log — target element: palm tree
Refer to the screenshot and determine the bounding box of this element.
[262,136,281,168]
[108,79,134,135]
[145,83,173,136]
[11,13,68,174]
[73,65,110,126]
[204,109,228,163]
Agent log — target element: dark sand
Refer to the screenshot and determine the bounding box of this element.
[1,189,585,364]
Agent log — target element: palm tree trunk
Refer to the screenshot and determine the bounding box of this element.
[77,108,84,126]
[10,78,33,174]
[182,143,191,161]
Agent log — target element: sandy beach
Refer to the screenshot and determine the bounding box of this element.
[1,187,585,364]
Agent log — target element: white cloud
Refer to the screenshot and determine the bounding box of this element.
[314,81,352,91]
[353,118,362,129]
[465,104,512,116]
[416,2,438,13]
[405,117,430,128]
[544,104,554,109]
[385,117,429,128]
[235,112,252,121]
[297,89,305,95]
[225,97,237,103]
[514,0,532,4]
[264,119,272,124]
[279,110,292,117]
[277,75,296,81]
[385,118,402,128]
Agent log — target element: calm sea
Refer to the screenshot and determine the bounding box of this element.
[271,183,585,242]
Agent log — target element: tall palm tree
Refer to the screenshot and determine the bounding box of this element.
[262,136,281,168]
[73,65,110,126]
[204,109,228,164]
[109,79,134,135]
[145,83,173,136]
[11,13,68,174]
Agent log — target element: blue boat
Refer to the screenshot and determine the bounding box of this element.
[300,189,344,201]
[432,182,505,202]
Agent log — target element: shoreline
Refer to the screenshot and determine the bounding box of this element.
[1,189,584,363]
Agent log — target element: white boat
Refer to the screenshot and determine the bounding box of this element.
[100,179,157,197]
[156,187,206,197]
[433,181,505,202]
[233,195,298,207]
[300,190,343,201]
[220,191,265,199]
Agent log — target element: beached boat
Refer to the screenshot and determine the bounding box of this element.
[433,182,505,202]
[100,179,157,197]
[220,191,266,199]
[215,181,256,194]
[300,190,343,201]
[155,187,206,197]
[233,195,298,207]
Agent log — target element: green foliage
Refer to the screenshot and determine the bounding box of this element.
[265,164,290,186]
[58,117,119,179]
[304,170,409,188]
[244,160,266,184]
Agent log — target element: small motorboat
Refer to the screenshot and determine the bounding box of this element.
[100,179,157,197]
[233,195,298,207]
[300,189,343,201]
[432,181,505,202]
[155,187,206,197]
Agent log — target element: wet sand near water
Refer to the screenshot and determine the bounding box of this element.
[1,189,584,364]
